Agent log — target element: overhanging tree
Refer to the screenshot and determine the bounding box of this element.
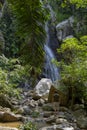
[7,0,47,69]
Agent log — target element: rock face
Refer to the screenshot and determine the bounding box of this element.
[33,78,53,99]
[56,17,74,41]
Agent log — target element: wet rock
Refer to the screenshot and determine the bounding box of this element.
[33,78,53,100]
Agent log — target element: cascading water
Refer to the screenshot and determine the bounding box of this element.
[44,23,59,81]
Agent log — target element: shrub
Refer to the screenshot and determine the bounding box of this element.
[0,55,31,98]
[56,36,87,108]
[20,122,37,130]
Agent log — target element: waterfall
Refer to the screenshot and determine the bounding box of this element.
[44,23,59,81]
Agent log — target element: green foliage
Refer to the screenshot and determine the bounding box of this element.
[0,2,2,10]
[0,55,31,97]
[57,37,87,63]
[49,0,87,36]
[56,11,70,23]
[56,36,87,107]
[0,2,21,57]
[7,0,47,68]
[48,0,72,22]
[31,111,40,118]
[80,35,87,45]
[62,0,87,36]
[68,0,87,8]
[20,122,37,130]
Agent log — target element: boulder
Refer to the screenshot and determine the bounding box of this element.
[56,118,67,124]
[33,78,53,100]
[0,111,22,122]
[56,17,74,41]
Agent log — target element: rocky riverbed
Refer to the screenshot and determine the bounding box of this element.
[0,78,87,130]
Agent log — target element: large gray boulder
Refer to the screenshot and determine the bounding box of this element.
[33,78,53,100]
[56,17,74,41]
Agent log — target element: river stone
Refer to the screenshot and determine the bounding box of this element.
[56,118,67,124]
[43,112,54,118]
[73,104,84,111]
[42,103,54,111]
[37,98,45,106]
[22,105,32,115]
[56,16,74,41]
[33,78,53,100]
[40,125,74,130]
[0,127,18,130]
[45,115,56,123]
